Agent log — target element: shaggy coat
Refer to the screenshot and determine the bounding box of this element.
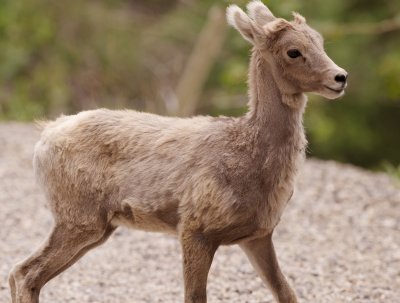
[9,1,347,303]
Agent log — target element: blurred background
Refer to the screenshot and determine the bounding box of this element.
[0,0,399,174]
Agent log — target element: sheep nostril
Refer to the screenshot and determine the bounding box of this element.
[335,73,347,83]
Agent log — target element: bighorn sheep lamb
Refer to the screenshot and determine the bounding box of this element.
[9,1,348,303]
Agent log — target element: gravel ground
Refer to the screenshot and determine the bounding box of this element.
[0,122,399,303]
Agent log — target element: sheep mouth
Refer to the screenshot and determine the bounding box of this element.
[324,86,344,94]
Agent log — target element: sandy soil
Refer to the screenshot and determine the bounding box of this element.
[0,123,399,303]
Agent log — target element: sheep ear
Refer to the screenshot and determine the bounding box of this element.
[247,0,275,26]
[292,12,306,24]
[227,5,264,45]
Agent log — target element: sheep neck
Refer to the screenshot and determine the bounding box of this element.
[245,49,307,152]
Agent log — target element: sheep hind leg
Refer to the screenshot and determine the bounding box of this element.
[9,223,116,303]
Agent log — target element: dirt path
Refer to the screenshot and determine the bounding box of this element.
[1,123,399,303]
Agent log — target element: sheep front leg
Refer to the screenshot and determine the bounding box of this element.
[240,233,297,303]
[180,231,218,303]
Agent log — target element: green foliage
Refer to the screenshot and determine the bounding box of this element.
[0,0,144,119]
[0,0,399,170]
[382,162,400,181]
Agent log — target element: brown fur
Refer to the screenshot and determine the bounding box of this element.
[9,1,347,303]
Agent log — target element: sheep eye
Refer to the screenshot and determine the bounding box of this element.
[287,49,302,58]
